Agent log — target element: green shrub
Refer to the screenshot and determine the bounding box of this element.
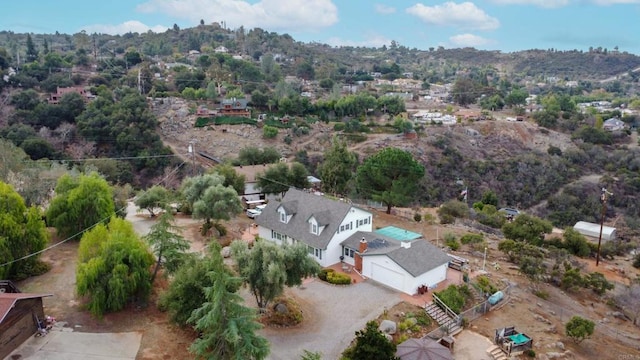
[435,285,466,314]
[444,233,459,251]
[533,290,549,300]
[525,349,536,358]
[413,311,432,326]
[460,233,484,244]
[326,271,351,285]
[333,123,346,131]
[413,213,422,222]
[263,125,278,138]
[318,268,335,281]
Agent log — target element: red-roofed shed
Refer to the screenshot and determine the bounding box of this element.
[0,291,53,358]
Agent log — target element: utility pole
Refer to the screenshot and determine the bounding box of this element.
[188,141,196,176]
[596,187,613,266]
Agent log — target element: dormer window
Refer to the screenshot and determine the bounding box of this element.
[312,223,318,234]
[280,212,286,223]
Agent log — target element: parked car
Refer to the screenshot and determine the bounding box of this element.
[246,208,262,219]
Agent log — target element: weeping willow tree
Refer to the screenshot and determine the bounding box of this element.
[76,217,154,317]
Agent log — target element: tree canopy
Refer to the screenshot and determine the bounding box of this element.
[230,240,320,310]
[342,321,398,360]
[501,214,553,246]
[46,172,115,239]
[0,181,49,280]
[188,242,270,360]
[565,316,595,344]
[317,137,357,196]
[257,162,309,195]
[135,185,171,217]
[144,211,190,282]
[356,148,425,214]
[76,217,154,317]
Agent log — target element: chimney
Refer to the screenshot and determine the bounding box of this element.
[355,237,367,272]
[401,241,411,249]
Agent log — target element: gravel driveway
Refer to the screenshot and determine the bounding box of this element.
[261,279,401,360]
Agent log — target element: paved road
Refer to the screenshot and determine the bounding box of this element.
[7,330,142,360]
[261,279,401,360]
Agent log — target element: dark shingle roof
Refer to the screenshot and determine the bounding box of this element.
[255,188,358,249]
[341,231,451,277]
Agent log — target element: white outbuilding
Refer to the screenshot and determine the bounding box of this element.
[573,221,616,241]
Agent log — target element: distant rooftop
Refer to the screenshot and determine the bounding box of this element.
[375,226,422,242]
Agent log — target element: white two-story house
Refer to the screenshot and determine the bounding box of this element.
[255,188,372,267]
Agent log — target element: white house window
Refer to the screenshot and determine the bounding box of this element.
[315,248,322,260]
[343,247,354,258]
[312,223,318,234]
[340,225,345,232]
[280,212,286,223]
[308,246,314,255]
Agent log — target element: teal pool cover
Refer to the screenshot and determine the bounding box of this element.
[374,226,422,241]
[509,333,530,345]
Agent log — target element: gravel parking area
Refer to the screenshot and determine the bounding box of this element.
[260,279,401,360]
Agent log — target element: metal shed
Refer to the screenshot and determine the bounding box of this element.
[573,221,616,241]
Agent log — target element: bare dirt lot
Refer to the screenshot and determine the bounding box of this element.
[14,206,640,360]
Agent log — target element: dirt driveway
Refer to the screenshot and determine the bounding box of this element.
[258,279,402,360]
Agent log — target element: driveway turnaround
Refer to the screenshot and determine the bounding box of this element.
[261,279,401,360]
[7,330,142,360]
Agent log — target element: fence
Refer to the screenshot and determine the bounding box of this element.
[423,283,512,340]
[530,294,640,351]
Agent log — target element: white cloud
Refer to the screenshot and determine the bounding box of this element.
[81,20,169,34]
[137,0,338,32]
[406,2,500,31]
[449,33,493,47]
[591,0,640,4]
[489,0,570,8]
[325,35,391,48]
[374,4,396,14]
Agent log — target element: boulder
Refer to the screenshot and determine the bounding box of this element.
[556,341,565,351]
[274,303,289,314]
[379,320,397,335]
[221,246,231,258]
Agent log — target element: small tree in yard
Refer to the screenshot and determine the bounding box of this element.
[188,242,270,360]
[231,240,320,310]
[565,316,595,344]
[144,211,190,282]
[342,321,398,360]
[134,185,171,217]
[76,217,154,317]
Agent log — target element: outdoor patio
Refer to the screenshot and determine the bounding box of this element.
[400,267,464,307]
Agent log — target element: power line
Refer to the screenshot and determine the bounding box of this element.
[0,160,188,269]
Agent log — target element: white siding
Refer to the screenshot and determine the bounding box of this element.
[319,207,372,267]
[257,206,372,268]
[362,256,448,295]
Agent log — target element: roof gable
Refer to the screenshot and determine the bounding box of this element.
[341,231,451,277]
[256,188,367,249]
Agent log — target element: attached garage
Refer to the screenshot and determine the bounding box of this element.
[0,291,53,359]
[371,262,406,292]
[342,232,452,295]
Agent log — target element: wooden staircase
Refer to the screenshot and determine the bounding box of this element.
[424,302,461,336]
[486,345,508,360]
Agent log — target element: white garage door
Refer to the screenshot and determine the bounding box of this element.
[371,263,405,291]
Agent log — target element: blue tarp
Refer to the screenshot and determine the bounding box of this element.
[488,291,504,305]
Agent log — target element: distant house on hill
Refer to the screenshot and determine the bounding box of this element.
[603,118,625,132]
[48,86,93,104]
[219,98,250,118]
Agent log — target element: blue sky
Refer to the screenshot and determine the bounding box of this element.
[2,0,640,54]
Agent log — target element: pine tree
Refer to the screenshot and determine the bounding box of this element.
[188,243,270,360]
